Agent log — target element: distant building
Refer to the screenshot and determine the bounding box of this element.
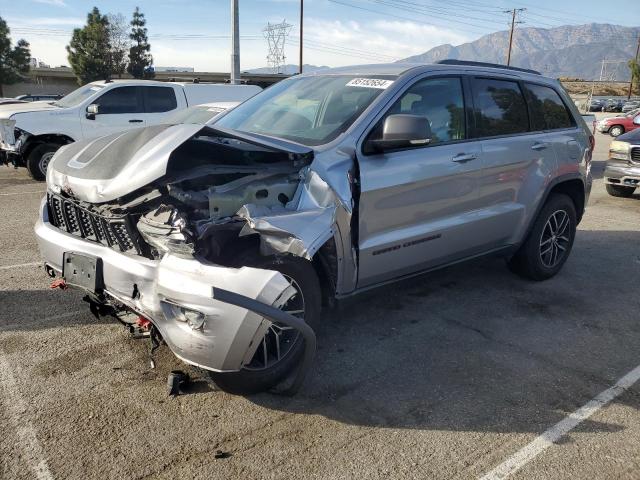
[155,66,195,73]
[29,58,50,69]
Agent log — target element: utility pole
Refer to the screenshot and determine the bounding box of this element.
[628,34,640,99]
[230,0,240,85]
[504,8,525,66]
[299,0,304,74]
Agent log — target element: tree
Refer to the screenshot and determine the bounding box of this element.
[0,17,31,97]
[107,13,130,78]
[66,7,112,85]
[629,59,640,96]
[127,7,153,79]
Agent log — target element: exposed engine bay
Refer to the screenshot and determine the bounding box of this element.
[46,125,348,281]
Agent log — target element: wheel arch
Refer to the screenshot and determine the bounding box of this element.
[21,133,75,161]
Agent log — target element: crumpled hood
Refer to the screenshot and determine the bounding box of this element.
[48,124,204,203]
[47,123,314,204]
[0,101,58,119]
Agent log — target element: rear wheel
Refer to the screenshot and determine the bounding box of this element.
[207,255,321,395]
[609,125,624,137]
[26,143,59,181]
[508,193,577,281]
[606,184,635,198]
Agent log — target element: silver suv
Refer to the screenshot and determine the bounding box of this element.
[36,61,593,394]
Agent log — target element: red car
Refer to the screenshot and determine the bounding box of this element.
[596,108,640,137]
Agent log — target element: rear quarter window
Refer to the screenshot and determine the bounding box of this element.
[524,83,575,130]
[471,78,529,137]
[143,86,178,113]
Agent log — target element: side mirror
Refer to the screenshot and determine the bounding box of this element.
[86,104,99,120]
[369,114,432,152]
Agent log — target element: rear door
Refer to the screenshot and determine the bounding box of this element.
[141,86,181,126]
[523,82,583,169]
[357,75,485,287]
[470,76,557,249]
[80,86,145,139]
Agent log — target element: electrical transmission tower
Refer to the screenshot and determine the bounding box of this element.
[263,20,293,74]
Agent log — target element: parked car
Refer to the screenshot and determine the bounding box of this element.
[588,99,604,112]
[603,99,623,112]
[0,98,27,106]
[15,94,63,102]
[0,80,262,180]
[37,61,593,394]
[622,100,640,113]
[596,109,640,137]
[604,126,640,197]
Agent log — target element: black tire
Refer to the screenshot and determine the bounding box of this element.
[26,143,59,181]
[508,193,577,281]
[208,256,321,395]
[609,125,624,137]
[606,184,635,198]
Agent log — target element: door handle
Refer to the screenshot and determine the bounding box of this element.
[531,142,548,151]
[452,153,477,163]
[129,119,143,123]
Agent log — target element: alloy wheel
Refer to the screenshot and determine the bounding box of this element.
[244,274,305,371]
[39,151,55,176]
[539,209,571,268]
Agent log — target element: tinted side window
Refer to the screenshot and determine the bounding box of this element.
[372,77,466,146]
[471,78,528,137]
[524,83,574,130]
[144,86,177,113]
[95,87,142,114]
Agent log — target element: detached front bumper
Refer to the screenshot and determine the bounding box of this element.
[34,198,294,373]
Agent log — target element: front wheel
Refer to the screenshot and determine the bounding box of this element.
[207,256,321,395]
[508,193,577,281]
[606,184,635,198]
[609,125,624,137]
[26,143,59,181]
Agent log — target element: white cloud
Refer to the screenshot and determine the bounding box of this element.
[298,18,471,66]
[33,0,67,6]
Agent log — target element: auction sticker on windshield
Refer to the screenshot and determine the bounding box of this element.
[346,78,394,89]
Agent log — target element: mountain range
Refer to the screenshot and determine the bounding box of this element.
[249,24,639,80]
[399,23,640,80]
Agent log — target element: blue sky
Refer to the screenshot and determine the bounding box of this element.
[2,0,639,71]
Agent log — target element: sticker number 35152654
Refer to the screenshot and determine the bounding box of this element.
[345,78,394,89]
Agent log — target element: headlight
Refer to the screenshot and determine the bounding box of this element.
[609,141,630,160]
[161,302,207,331]
[137,205,194,257]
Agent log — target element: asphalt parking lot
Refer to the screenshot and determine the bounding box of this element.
[1,120,640,480]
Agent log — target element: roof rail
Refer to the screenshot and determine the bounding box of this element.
[435,59,541,75]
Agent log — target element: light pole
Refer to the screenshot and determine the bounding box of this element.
[299,0,304,74]
[230,0,240,84]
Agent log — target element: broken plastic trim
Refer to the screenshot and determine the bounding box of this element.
[211,286,316,396]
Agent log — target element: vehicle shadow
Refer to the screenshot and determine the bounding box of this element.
[247,228,640,434]
[1,229,639,435]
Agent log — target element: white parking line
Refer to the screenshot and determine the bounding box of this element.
[479,364,640,480]
[0,352,54,480]
[0,190,45,196]
[0,262,41,270]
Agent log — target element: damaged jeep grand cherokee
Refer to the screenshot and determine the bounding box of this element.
[36,62,592,394]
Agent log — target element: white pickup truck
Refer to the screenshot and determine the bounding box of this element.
[0,79,262,180]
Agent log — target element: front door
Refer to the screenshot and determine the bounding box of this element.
[81,86,146,140]
[357,76,485,288]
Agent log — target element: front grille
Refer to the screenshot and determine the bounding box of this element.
[631,147,640,164]
[47,193,149,256]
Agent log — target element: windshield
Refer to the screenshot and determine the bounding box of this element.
[215,75,396,146]
[54,84,104,108]
[164,105,226,125]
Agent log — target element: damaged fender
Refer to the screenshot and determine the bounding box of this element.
[236,169,343,260]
